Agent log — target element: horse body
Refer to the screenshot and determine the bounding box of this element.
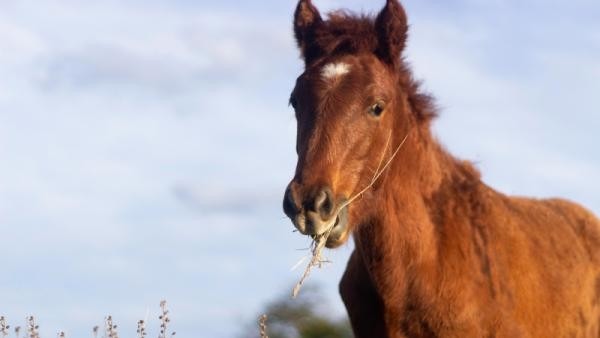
[341,143,600,337]
[283,1,600,337]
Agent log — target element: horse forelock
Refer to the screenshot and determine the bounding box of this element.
[305,11,438,123]
[307,11,379,61]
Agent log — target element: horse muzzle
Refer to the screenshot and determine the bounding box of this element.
[283,184,350,246]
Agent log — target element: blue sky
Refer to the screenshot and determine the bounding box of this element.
[0,0,598,337]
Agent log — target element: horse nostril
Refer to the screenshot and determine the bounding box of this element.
[283,186,299,218]
[313,187,334,219]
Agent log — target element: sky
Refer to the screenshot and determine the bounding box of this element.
[0,0,598,337]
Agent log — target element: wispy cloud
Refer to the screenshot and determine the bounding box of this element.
[0,1,598,337]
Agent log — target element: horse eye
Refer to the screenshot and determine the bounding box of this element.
[369,102,385,117]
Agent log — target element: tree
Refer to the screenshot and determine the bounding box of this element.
[242,285,352,338]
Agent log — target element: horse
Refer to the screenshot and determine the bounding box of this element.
[281,0,600,337]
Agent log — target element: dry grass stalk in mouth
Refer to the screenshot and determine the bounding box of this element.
[291,132,409,298]
[291,228,333,299]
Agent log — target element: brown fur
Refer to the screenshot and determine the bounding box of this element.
[286,1,600,337]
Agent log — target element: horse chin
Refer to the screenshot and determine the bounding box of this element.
[325,227,350,248]
[325,209,350,248]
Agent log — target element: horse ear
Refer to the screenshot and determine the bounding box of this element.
[375,0,408,65]
[294,0,323,61]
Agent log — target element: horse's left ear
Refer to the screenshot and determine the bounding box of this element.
[375,0,408,66]
[294,0,323,62]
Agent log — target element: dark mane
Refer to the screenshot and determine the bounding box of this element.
[400,67,438,122]
[315,11,379,58]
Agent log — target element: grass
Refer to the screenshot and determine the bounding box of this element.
[258,315,268,338]
[0,301,175,338]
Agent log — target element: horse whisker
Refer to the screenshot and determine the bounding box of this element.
[342,131,409,209]
[364,131,392,179]
[372,131,393,182]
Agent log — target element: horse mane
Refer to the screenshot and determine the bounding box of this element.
[312,10,438,122]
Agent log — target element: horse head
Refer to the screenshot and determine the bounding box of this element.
[283,0,436,247]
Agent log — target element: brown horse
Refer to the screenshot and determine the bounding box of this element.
[282,0,600,337]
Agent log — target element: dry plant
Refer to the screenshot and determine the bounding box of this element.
[104,316,118,338]
[1,316,9,338]
[1,301,175,338]
[258,314,268,338]
[291,228,334,299]
[158,300,175,338]
[292,132,410,298]
[136,320,146,338]
[26,317,40,338]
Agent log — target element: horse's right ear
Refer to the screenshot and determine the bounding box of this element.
[375,0,408,66]
[293,0,323,61]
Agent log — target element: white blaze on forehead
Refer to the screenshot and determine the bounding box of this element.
[321,62,351,80]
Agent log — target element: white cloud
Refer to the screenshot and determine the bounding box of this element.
[0,1,598,337]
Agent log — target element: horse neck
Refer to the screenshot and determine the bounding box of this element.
[356,123,480,271]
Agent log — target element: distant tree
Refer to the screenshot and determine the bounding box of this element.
[241,285,352,338]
